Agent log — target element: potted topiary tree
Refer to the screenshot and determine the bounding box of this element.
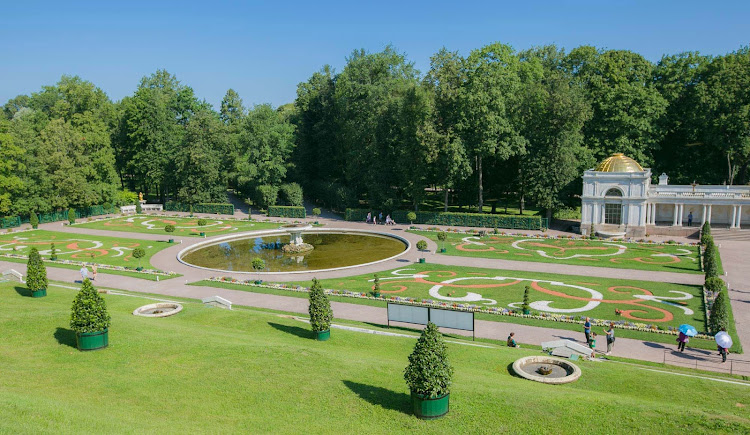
[132,248,146,271]
[165,224,176,236]
[416,240,428,263]
[407,211,417,225]
[68,208,76,225]
[26,247,48,297]
[308,278,332,341]
[404,322,453,420]
[29,212,39,229]
[372,274,381,298]
[522,285,531,315]
[70,279,111,351]
[437,231,447,253]
[703,241,718,279]
[135,202,143,214]
[50,243,57,261]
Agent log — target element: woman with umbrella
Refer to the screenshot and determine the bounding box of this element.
[715,328,733,363]
[677,324,697,352]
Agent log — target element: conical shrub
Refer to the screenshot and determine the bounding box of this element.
[404,322,453,397]
[26,247,48,292]
[70,279,111,333]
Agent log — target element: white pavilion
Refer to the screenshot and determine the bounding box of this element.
[580,153,750,237]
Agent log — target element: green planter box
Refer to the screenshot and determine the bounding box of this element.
[419,258,426,264]
[200,232,205,237]
[31,289,47,298]
[76,329,109,351]
[168,239,174,243]
[315,330,330,341]
[440,248,446,253]
[411,392,449,420]
[373,292,381,298]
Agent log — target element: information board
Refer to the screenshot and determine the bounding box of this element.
[387,304,429,326]
[387,303,475,339]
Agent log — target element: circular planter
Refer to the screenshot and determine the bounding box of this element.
[373,292,381,298]
[440,248,447,253]
[76,328,109,351]
[315,330,330,341]
[411,392,449,420]
[523,309,530,315]
[419,258,426,264]
[30,288,47,298]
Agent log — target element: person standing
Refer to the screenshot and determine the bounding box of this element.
[92,264,98,281]
[583,317,591,344]
[677,331,689,352]
[79,266,89,282]
[378,212,383,224]
[604,323,615,355]
[687,211,693,227]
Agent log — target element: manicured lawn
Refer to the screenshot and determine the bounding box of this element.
[1,282,747,433]
[73,215,285,237]
[410,230,701,274]
[191,261,736,351]
[0,230,169,269]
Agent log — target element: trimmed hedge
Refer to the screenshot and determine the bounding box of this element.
[268,206,306,218]
[0,205,118,229]
[164,202,234,215]
[709,289,729,334]
[345,209,546,230]
[255,185,279,209]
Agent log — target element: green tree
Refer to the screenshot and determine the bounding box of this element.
[280,183,304,206]
[459,43,524,211]
[308,278,332,333]
[29,211,39,229]
[26,247,48,293]
[701,222,712,246]
[175,110,227,203]
[164,224,175,233]
[709,289,728,334]
[68,208,76,224]
[703,241,718,279]
[0,119,25,215]
[132,247,145,269]
[219,88,245,125]
[251,257,265,271]
[404,322,453,397]
[70,279,110,333]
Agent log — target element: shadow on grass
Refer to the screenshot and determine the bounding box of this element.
[268,322,313,339]
[14,286,30,297]
[54,327,77,349]
[343,380,410,414]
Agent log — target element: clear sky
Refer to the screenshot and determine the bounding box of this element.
[1,1,748,109]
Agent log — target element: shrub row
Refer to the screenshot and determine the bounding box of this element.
[255,183,305,209]
[268,206,306,218]
[707,277,729,334]
[1,204,118,229]
[345,209,546,230]
[164,202,234,215]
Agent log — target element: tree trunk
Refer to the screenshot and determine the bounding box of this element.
[477,155,483,212]
[444,187,449,212]
[546,208,552,221]
[727,152,735,185]
[519,194,525,215]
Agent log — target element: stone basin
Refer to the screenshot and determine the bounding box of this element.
[512,356,581,384]
[133,303,183,318]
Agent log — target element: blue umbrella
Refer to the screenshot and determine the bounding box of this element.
[679,324,697,337]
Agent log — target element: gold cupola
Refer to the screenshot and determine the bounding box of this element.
[594,153,644,173]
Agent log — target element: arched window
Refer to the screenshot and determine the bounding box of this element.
[605,188,623,197]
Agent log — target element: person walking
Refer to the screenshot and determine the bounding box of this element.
[583,317,591,344]
[717,327,729,362]
[677,331,689,352]
[92,264,98,281]
[79,266,89,282]
[604,323,615,355]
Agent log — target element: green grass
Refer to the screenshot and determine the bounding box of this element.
[0,255,179,281]
[411,230,702,274]
[0,229,171,270]
[190,260,734,352]
[73,215,285,237]
[1,281,747,433]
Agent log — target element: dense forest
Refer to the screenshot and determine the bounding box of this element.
[1,43,749,219]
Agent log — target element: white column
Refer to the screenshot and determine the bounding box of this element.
[731,205,737,229]
[652,203,657,225]
[672,204,678,226]
[738,205,743,229]
[645,203,651,225]
[707,205,712,225]
[678,204,684,226]
[702,205,707,225]
[601,204,606,224]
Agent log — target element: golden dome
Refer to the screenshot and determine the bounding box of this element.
[595,153,644,173]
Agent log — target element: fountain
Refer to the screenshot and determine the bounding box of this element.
[133,303,183,318]
[512,356,581,384]
[280,224,314,254]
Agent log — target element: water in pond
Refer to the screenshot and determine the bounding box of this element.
[520,362,570,379]
[182,232,406,272]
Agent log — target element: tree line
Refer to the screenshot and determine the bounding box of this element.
[1,42,749,219]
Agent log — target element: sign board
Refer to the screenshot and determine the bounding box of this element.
[387,303,475,340]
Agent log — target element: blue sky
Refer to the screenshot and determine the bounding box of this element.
[1,1,748,109]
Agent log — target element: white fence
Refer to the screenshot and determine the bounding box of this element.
[120,204,164,214]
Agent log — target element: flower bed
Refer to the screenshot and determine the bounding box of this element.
[208,277,711,339]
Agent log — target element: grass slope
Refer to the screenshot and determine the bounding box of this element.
[1,282,747,433]
[411,230,701,274]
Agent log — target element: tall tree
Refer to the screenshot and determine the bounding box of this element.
[0,119,24,215]
[459,43,525,211]
[175,110,227,203]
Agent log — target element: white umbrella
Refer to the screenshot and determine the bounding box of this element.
[715,331,733,349]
